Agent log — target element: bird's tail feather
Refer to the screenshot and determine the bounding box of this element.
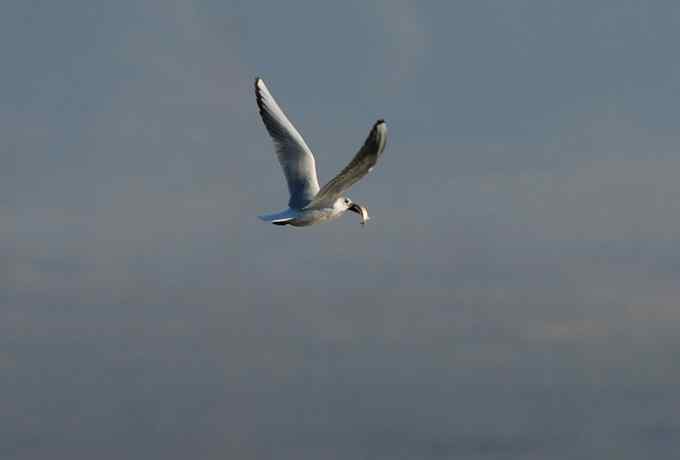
[258,209,297,225]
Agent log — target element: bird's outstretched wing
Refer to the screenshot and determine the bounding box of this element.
[255,78,320,209]
[307,120,387,208]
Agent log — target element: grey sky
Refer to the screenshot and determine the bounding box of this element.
[3,1,680,458]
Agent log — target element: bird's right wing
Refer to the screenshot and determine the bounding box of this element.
[255,78,320,209]
[307,120,387,208]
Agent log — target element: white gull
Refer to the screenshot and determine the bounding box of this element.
[255,77,387,227]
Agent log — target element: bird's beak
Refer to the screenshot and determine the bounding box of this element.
[348,203,370,225]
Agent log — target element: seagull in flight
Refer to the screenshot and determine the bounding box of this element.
[255,77,387,227]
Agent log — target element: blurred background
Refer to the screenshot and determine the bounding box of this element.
[3,1,680,458]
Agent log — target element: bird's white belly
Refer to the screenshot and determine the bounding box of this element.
[289,208,341,227]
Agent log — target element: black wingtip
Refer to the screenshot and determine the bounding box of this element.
[373,119,386,131]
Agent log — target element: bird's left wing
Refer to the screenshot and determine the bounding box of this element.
[255,78,320,209]
[307,120,387,208]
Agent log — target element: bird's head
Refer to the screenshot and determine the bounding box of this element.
[338,197,370,225]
